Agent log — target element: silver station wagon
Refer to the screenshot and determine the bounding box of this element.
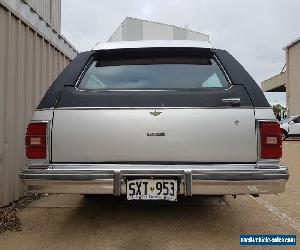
[20,40,289,201]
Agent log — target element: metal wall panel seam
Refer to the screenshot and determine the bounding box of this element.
[39,37,44,100]
[0,6,6,205]
[2,10,11,205]
[16,19,23,200]
[7,11,15,205]
[23,25,30,167]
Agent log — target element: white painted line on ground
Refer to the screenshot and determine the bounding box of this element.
[251,196,300,232]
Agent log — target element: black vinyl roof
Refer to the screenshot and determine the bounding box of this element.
[37,47,269,109]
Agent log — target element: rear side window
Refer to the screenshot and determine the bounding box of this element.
[78,57,229,90]
[293,116,300,123]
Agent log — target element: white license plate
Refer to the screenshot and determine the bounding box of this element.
[126,179,177,201]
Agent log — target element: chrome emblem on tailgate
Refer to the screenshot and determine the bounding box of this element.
[147,132,165,137]
[150,110,162,116]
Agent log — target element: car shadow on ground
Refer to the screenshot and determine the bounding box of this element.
[44,194,234,249]
[81,194,229,207]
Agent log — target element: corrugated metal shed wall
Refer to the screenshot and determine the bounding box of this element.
[0,3,70,206]
[25,0,61,32]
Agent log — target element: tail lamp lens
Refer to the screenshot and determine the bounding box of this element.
[259,122,282,159]
[25,123,47,159]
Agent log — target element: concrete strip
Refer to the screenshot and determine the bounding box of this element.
[252,196,300,232]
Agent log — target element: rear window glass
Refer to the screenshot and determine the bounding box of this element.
[78,57,229,90]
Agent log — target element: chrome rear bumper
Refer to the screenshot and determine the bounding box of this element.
[20,164,289,196]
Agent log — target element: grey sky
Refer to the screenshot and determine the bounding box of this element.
[61,0,300,105]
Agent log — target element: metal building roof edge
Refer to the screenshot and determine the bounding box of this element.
[0,0,78,59]
[283,37,300,50]
[126,17,209,37]
[107,16,209,42]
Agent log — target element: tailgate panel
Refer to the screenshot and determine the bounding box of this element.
[51,109,257,163]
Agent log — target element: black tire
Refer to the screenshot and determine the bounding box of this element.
[82,194,97,199]
[281,130,288,141]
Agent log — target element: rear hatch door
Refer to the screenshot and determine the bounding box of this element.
[51,50,257,163]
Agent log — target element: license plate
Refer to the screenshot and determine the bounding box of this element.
[126,179,177,201]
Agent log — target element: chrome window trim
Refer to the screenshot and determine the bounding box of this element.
[74,54,231,92]
[35,107,272,111]
[74,56,94,89]
[213,54,233,86]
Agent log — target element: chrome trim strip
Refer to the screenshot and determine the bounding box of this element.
[53,106,255,110]
[256,119,279,123]
[24,163,285,171]
[256,119,261,161]
[254,107,273,109]
[35,107,273,111]
[21,164,288,179]
[35,108,54,112]
[20,171,289,181]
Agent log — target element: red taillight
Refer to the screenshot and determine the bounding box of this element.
[25,123,47,159]
[259,122,282,159]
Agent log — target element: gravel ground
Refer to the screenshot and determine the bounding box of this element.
[0,193,44,234]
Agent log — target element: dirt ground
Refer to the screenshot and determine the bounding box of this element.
[0,141,299,250]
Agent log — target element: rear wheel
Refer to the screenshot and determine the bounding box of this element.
[281,130,288,141]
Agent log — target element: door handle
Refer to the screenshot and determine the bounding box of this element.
[222,98,241,105]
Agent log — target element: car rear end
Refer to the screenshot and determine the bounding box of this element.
[20,41,289,201]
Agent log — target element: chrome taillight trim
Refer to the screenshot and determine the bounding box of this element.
[256,119,278,162]
[256,119,282,163]
[26,120,51,166]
